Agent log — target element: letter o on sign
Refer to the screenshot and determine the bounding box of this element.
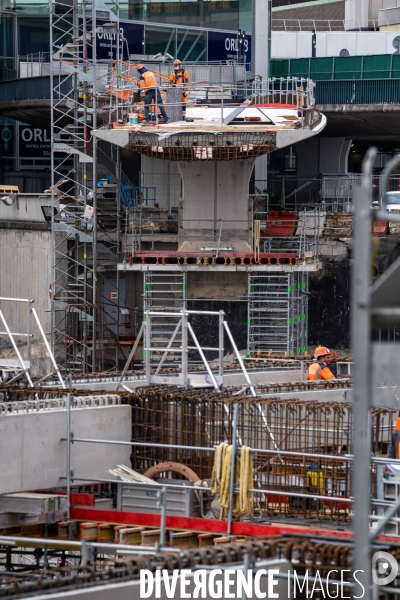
[21,128,33,142]
[1,128,12,143]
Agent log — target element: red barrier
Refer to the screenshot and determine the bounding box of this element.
[264,211,297,237]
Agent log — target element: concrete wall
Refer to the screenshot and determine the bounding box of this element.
[178,160,254,251]
[271,31,400,59]
[141,156,181,211]
[0,194,52,223]
[0,227,52,374]
[0,405,131,494]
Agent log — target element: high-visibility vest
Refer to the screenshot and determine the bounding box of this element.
[140,71,157,89]
[169,69,189,85]
[307,362,334,381]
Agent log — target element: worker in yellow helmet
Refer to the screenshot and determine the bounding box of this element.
[137,65,169,124]
[168,59,189,118]
[306,346,335,381]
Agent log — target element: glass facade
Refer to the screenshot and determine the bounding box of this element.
[19,17,49,55]
[128,0,243,30]
[0,2,252,171]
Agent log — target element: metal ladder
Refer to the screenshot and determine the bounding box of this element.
[247,272,308,354]
[142,272,187,367]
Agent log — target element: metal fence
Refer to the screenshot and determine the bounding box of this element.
[255,175,400,210]
[316,78,400,104]
[272,19,397,31]
[271,55,400,81]
[19,55,247,85]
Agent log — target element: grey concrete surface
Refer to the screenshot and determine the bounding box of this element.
[0,405,131,494]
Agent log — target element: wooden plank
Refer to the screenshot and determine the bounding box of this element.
[97,523,115,542]
[214,536,231,544]
[114,526,145,545]
[79,522,98,541]
[57,521,79,540]
[198,533,214,547]
[169,531,198,548]
[141,529,165,546]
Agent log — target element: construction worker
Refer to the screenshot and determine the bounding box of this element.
[306,346,335,381]
[136,65,169,124]
[169,59,189,118]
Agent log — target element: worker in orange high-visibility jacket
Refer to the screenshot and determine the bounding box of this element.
[168,59,189,117]
[387,417,400,459]
[306,346,335,381]
[137,65,169,124]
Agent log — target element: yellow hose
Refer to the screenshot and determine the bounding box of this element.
[212,444,254,519]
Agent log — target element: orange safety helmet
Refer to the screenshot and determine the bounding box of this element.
[174,59,181,66]
[314,346,331,358]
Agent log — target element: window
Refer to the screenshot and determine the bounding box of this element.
[18,17,49,56]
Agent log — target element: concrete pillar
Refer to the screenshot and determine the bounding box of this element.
[178,160,254,251]
[252,0,271,80]
[319,138,352,174]
[141,155,181,212]
[296,137,352,178]
[254,154,268,186]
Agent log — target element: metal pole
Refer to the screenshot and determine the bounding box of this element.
[223,321,256,397]
[227,402,239,535]
[187,322,219,391]
[116,322,144,389]
[32,308,66,389]
[145,312,151,386]
[66,393,72,520]
[351,146,377,600]
[216,216,223,259]
[26,299,33,368]
[0,310,34,387]
[154,319,182,376]
[218,310,224,380]
[181,310,188,387]
[157,486,167,549]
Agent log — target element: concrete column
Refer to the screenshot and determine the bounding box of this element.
[252,0,271,79]
[141,155,181,211]
[319,138,352,174]
[296,137,352,178]
[178,159,254,251]
[254,154,268,186]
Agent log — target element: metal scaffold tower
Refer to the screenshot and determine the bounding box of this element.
[247,271,308,354]
[50,0,123,373]
[143,272,187,367]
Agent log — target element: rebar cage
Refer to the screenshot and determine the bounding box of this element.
[126,389,395,521]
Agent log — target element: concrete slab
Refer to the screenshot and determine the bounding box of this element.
[0,405,131,495]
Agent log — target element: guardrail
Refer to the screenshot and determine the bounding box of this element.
[272,18,397,31]
[271,55,400,82]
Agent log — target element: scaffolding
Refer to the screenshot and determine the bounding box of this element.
[247,271,308,354]
[143,272,187,368]
[50,0,124,374]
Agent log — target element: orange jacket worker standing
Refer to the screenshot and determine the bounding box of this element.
[169,59,189,115]
[307,346,335,381]
[137,65,169,124]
